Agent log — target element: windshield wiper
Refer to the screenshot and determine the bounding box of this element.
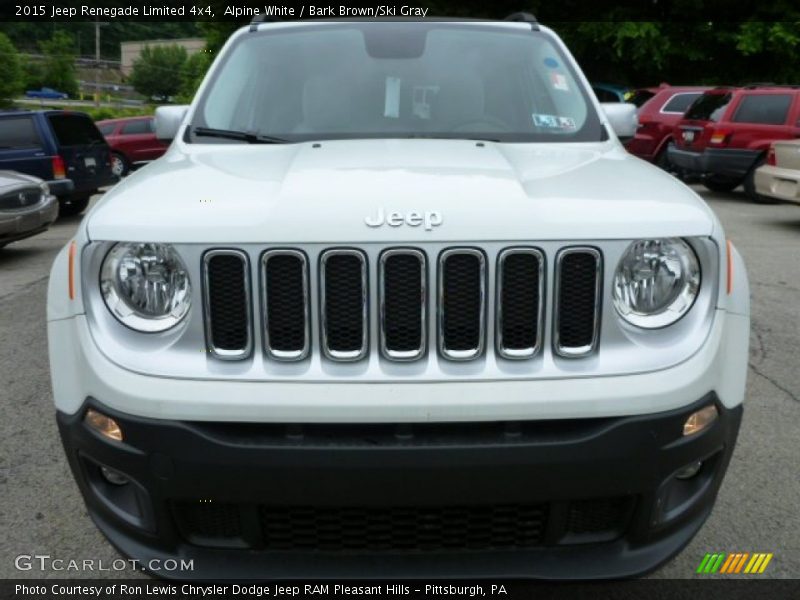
[193,127,289,144]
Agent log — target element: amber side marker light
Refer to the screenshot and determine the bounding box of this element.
[726,239,734,296]
[683,405,718,436]
[84,408,124,442]
[68,241,77,300]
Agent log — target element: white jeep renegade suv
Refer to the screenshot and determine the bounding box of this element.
[47,15,750,579]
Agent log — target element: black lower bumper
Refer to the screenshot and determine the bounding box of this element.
[57,395,742,580]
[667,146,760,180]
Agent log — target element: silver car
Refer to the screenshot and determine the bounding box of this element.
[0,170,59,249]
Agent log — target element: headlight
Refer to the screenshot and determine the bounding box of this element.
[612,238,700,329]
[100,243,191,332]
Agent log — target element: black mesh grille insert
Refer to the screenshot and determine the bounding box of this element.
[499,252,541,352]
[323,252,366,355]
[556,251,600,351]
[264,253,307,354]
[382,252,424,355]
[205,253,250,352]
[259,503,547,552]
[565,496,634,542]
[173,502,242,540]
[441,251,484,354]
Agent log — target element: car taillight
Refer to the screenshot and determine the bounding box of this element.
[767,146,776,166]
[709,129,730,146]
[52,155,66,179]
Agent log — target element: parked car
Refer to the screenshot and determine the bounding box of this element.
[754,140,800,204]
[25,87,69,100]
[625,85,711,168]
[48,15,749,580]
[0,110,117,215]
[0,170,58,248]
[96,116,168,177]
[591,82,632,103]
[669,85,800,201]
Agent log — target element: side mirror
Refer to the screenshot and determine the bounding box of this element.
[154,105,189,143]
[601,102,638,140]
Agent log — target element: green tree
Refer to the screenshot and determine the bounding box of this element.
[39,31,78,96]
[178,49,213,102]
[0,33,23,106]
[129,44,188,101]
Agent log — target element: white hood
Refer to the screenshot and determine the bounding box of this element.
[87,139,717,243]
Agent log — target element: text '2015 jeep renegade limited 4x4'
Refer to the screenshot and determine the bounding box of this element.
[47,16,750,579]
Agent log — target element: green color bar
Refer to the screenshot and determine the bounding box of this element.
[705,554,719,573]
[710,553,726,573]
[697,554,712,573]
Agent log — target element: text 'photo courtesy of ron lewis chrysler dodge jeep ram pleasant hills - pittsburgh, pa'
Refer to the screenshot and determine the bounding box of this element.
[45,13,750,580]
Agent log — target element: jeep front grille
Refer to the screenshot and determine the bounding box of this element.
[554,248,602,357]
[202,250,253,360]
[320,249,369,361]
[201,245,603,363]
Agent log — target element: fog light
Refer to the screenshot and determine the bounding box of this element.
[100,466,129,486]
[675,460,703,480]
[683,405,718,436]
[84,408,123,442]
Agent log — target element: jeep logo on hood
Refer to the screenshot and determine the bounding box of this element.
[365,209,443,231]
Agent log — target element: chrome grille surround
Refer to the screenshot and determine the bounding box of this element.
[379,248,427,361]
[261,249,310,361]
[201,248,253,361]
[553,247,603,358]
[437,248,487,361]
[495,247,545,360]
[319,248,369,362]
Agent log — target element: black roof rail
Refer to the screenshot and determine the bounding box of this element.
[504,12,539,29]
[250,14,282,32]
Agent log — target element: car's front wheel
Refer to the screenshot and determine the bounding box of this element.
[110,152,129,177]
[702,176,741,193]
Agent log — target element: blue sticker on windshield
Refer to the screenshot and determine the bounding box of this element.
[544,57,559,68]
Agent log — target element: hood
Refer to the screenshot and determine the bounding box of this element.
[0,170,42,191]
[87,139,716,243]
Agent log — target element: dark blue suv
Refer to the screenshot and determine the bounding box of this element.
[0,110,117,215]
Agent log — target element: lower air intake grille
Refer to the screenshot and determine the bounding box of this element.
[173,502,242,541]
[439,249,485,360]
[259,503,547,552]
[381,250,425,360]
[203,251,251,358]
[263,251,308,360]
[555,248,601,356]
[321,250,367,360]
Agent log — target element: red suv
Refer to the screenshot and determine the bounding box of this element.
[669,86,800,201]
[96,116,168,177]
[625,85,710,168]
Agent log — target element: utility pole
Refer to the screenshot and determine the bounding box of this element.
[94,20,100,106]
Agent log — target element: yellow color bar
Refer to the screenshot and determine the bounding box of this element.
[758,554,773,573]
[744,554,761,573]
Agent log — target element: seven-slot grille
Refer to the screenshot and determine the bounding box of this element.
[202,246,603,362]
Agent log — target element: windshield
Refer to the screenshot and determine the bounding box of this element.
[190,23,604,144]
[685,92,732,122]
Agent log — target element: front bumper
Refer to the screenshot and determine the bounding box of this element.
[754,164,800,204]
[668,146,760,180]
[0,194,59,243]
[58,394,741,580]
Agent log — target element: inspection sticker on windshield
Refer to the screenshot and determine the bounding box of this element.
[532,114,576,130]
[550,73,569,91]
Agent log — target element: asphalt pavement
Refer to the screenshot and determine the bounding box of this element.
[1,185,798,580]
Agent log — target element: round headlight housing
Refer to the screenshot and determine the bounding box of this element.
[612,238,700,329]
[100,242,191,332]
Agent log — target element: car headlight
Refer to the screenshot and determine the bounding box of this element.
[612,238,700,329]
[100,242,191,332]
